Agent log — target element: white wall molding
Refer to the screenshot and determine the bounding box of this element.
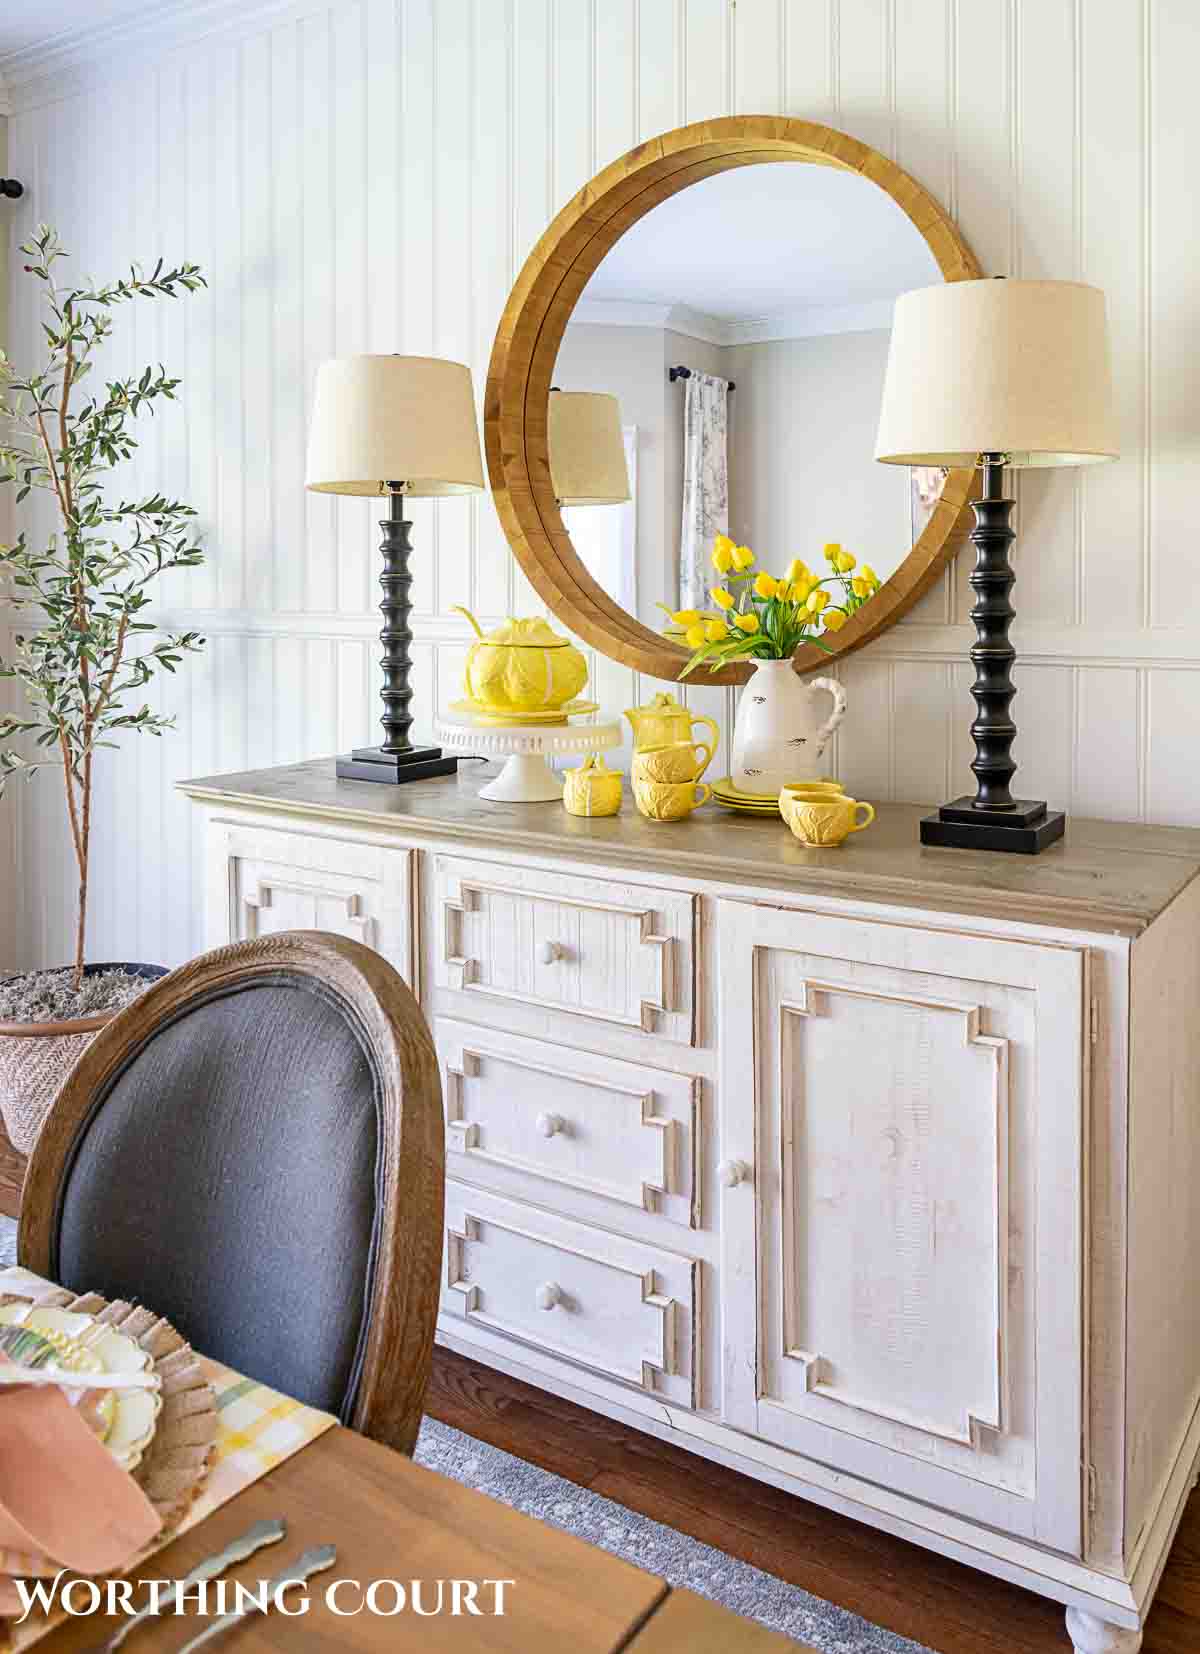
[12,598,1200,672]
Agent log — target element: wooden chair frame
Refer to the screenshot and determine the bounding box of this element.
[20,931,445,1456]
[485,114,982,684]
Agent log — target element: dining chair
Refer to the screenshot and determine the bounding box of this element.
[18,930,444,1456]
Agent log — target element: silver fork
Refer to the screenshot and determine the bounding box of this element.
[175,1545,337,1653]
[84,1519,287,1654]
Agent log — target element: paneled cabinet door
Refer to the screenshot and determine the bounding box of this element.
[207,820,415,984]
[717,900,1086,1555]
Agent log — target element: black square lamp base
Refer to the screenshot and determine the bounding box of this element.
[920,796,1066,855]
[336,744,458,785]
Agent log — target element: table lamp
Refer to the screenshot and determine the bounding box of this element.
[548,390,631,506]
[306,354,484,784]
[875,279,1118,852]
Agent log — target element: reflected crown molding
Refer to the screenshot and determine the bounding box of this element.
[571,296,895,347]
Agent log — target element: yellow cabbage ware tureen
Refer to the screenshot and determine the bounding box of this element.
[454,606,589,716]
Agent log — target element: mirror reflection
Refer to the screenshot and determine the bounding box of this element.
[551,161,943,636]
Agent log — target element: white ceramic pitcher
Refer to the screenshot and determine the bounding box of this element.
[730,659,847,795]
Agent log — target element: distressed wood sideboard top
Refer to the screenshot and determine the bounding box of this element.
[178,758,1200,936]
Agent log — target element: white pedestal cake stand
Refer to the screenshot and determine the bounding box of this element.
[435,714,622,803]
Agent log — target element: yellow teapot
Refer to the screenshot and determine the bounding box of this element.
[625,691,719,755]
[454,606,589,716]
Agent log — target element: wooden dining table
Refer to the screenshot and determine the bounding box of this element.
[36,1421,811,1653]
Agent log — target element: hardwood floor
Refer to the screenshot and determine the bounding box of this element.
[426,1349,1200,1654]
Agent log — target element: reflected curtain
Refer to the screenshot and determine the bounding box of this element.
[679,373,730,610]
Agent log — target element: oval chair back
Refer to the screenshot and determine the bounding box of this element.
[19,932,443,1455]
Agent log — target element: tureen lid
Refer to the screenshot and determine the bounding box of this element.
[481,616,572,649]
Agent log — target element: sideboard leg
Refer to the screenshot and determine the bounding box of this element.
[1064,1608,1143,1652]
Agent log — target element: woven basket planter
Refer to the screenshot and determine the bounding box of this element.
[0,963,166,1155]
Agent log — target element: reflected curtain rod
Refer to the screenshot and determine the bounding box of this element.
[668,364,735,391]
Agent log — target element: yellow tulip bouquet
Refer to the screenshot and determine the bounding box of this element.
[662,536,881,676]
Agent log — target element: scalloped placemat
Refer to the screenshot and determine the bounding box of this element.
[0,1268,336,1650]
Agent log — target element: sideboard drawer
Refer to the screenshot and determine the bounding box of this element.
[435,856,696,1044]
[443,1184,699,1407]
[208,820,414,983]
[437,1019,700,1229]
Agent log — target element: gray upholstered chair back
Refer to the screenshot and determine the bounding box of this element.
[20,933,444,1453]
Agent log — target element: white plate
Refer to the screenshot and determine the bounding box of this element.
[0,1302,162,1472]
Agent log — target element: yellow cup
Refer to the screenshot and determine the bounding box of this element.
[633,776,712,822]
[782,794,875,847]
[633,737,715,785]
[563,753,623,817]
[779,780,845,802]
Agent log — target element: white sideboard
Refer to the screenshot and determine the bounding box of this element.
[180,758,1200,1654]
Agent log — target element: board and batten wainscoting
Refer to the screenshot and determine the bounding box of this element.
[0,0,1199,972]
[175,759,1200,1653]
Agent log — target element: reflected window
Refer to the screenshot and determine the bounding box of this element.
[562,426,638,616]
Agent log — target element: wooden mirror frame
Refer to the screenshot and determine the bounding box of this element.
[485,116,982,685]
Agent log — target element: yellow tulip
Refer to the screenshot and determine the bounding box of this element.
[685,623,707,649]
[851,577,869,598]
[713,531,735,557]
[705,618,729,642]
[753,572,777,599]
[732,544,755,570]
[672,608,701,626]
[785,558,809,585]
[823,541,842,564]
[822,607,848,633]
[712,543,734,573]
[835,550,857,573]
[711,586,734,611]
[861,563,880,587]
[807,588,830,613]
[733,611,760,632]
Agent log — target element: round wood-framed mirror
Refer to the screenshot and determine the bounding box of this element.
[485,116,981,686]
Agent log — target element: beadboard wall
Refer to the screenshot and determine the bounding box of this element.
[1,0,1197,972]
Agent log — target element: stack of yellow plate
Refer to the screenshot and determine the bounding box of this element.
[711,777,783,815]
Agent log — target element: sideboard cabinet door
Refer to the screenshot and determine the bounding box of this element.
[206,819,415,984]
[717,899,1086,1555]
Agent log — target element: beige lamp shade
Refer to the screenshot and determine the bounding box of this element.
[548,391,632,506]
[305,354,484,496]
[875,279,1118,468]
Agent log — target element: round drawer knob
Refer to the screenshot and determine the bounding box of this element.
[535,1281,562,1312]
[536,1111,566,1138]
[537,939,563,965]
[717,1158,751,1188]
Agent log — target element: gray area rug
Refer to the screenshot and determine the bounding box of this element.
[0,1215,930,1652]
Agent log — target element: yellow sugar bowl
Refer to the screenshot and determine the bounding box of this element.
[633,776,712,822]
[563,753,623,818]
[781,792,875,847]
[454,606,588,716]
[625,691,719,755]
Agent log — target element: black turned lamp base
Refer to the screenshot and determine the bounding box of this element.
[920,796,1066,854]
[336,744,458,785]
